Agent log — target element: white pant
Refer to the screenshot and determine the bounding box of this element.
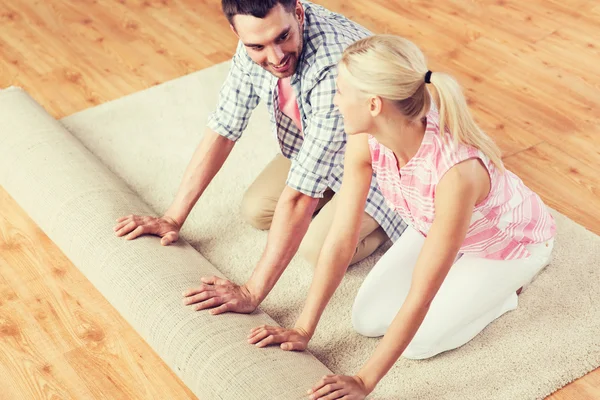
[352,225,555,360]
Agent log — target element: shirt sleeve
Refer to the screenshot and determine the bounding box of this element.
[286,66,346,198]
[206,44,261,141]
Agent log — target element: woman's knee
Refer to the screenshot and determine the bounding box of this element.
[401,322,449,360]
[352,300,443,358]
[352,315,387,338]
[351,296,389,338]
[401,341,439,360]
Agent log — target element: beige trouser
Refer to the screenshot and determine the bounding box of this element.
[240,154,388,266]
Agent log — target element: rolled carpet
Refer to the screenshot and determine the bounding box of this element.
[0,86,332,400]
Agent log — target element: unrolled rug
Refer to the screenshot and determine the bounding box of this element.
[1,61,599,399]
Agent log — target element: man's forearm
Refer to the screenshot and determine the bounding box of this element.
[165,128,235,226]
[246,186,320,304]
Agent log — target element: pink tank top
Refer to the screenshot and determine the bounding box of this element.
[278,77,303,133]
[368,109,556,260]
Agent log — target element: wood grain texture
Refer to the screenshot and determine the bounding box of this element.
[0,0,598,399]
[0,190,198,400]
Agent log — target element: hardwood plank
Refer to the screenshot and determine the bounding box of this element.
[548,369,600,400]
[504,142,600,235]
[0,0,236,118]
[1,0,599,399]
[318,0,484,57]
[0,302,90,400]
[554,127,600,174]
[0,270,18,308]
[0,189,197,400]
[64,344,150,400]
[0,214,47,285]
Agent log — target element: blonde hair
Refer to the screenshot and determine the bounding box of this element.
[340,35,504,170]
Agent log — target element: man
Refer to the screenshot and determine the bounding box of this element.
[114,0,406,315]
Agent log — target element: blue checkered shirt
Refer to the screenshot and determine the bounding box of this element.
[207,1,407,241]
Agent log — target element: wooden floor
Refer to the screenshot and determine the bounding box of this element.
[0,0,599,399]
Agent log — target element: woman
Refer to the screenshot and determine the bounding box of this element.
[248,35,557,399]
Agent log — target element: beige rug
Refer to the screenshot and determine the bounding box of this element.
[3,60,599,399]
[60,61,600,399]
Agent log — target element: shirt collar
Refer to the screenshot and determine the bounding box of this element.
[291,2,318,85]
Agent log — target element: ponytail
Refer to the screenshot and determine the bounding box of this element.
[429,72,504,170]
[342,35,505,171]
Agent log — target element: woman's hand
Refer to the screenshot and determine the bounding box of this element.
[307,374,371,400]
[247,325,311,351]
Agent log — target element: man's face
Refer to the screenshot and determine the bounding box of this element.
[231,2,304,78]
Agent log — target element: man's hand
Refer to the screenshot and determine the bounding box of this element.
[247,326,311,351]
[183,276,259,315]
[114,215,180,246]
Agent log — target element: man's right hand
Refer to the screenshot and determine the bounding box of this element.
[183,276,259,315]
[114,215,181,246]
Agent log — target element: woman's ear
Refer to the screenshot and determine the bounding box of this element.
[369,96,383,117]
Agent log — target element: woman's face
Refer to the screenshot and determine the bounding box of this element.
[333,65,375,136]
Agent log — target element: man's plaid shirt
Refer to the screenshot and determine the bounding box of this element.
[207,1,407,241]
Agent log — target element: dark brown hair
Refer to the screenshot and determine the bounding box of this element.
[222,0,297,25]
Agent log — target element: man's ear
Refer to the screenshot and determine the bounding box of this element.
[295,0,305,26]
[369,96,383,117]
[229,23,239,39]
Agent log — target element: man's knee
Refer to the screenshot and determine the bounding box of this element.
[298,222,382,268]
[352,227,388,265]
[240,192,275,230]
[298,231,322,267]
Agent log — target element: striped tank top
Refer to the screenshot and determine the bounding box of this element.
[368,109,556,260]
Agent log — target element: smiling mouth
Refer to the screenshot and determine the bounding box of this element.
[272,55,291,70]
